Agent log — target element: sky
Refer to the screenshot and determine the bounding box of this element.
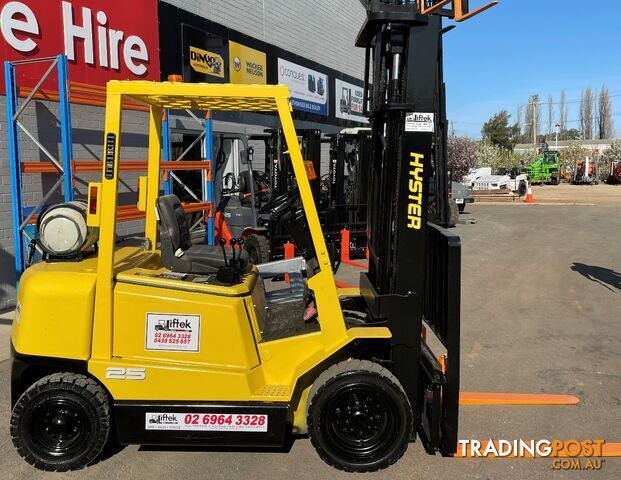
[442,0,621,138]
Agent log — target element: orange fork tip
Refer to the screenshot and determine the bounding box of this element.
[460,392,580,406]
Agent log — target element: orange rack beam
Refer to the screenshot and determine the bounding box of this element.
[116,202,211,222]
[21,160,212,174]
[28,201,211,225]
[18,81,148,111]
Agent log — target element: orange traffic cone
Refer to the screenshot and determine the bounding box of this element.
[524,187,535,204]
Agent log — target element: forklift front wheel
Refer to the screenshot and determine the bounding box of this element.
[10,373,111,472]
[307,360,413,472]
[244,234,270,264]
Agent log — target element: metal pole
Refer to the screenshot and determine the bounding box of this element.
[204,111,215,245]
[532,96,538,147]
[4,61,25,281]
[57,55,74,201]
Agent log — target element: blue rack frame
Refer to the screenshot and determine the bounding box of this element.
[4,55,74,282]
[161,109,215,245]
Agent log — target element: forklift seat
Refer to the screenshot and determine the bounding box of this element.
[156,195,248,274]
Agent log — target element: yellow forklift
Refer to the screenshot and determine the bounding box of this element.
[10,1,498,473]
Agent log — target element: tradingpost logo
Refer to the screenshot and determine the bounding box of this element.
[189,46,224,78]
[458,439,612,471]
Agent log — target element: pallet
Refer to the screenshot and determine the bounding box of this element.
[471,189,520,202]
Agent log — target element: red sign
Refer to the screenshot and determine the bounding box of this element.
[0,0,160,92]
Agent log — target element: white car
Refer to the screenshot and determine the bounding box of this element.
[463,167,528,196]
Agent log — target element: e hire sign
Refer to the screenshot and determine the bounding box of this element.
[0,0,159,90]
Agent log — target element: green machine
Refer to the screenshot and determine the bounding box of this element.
[526,144,561,185]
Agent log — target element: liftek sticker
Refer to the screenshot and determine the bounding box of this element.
[145,413,268,432]
[405,113,435,132]
[145,313,200,352]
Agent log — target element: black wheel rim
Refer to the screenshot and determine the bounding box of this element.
[322,383,399,461]
[248,247,260,265]
[28,398,91,458]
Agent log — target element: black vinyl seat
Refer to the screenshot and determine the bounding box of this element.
[156,195,248,274]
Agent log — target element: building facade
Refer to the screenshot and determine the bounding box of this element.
[0,0,368,309]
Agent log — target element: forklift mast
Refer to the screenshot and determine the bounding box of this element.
[268,129,322,204]
[354,0,495,454]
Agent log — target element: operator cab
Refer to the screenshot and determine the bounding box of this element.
[156,194,249,274]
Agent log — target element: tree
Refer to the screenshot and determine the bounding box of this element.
[481,110,520,150]
[515,104,523,138]
[447,136,478,181]
[524,95,541,144]
[598,85,615,139]
[580,88,595,140]
[559,90,567,139]
[562,128,581,140]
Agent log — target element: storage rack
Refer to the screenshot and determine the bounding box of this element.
[3,55,214,282]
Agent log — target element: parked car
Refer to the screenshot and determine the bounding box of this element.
[463,167,528,196]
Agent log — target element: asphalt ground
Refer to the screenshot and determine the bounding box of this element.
[0,203,620,479]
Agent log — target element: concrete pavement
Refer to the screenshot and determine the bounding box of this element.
[0,204,619,479]
[0,310,12,362]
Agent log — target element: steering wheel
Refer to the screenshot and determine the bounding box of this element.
[259,187,300,214]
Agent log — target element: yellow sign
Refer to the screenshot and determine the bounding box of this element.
[229,41,267,85]
[189,46,225,78]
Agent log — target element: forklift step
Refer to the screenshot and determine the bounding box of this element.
[253,385,290,398]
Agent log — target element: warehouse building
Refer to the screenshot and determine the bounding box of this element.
[0,0,368,309]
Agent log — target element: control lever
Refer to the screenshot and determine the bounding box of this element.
[219,238,229,266]
[229,238,238,268]
[236,238,244,264]
[216,237,242,286]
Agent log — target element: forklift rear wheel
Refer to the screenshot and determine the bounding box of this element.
[244,234,270,264]
[10,373,111,472]
[458,203,465,213]
[518,181,528,196]
[307,360,413,472]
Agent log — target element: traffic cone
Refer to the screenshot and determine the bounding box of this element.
[524,187,535,204]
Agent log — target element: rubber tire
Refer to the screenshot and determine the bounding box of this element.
[552,174,560,185]
[11,373,111,472]
[244,234,270,264]
[518,181,528,196]
[448,200,459,227]
[306,360,413,473]
[458,203,466,213]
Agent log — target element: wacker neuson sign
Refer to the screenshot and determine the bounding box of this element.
[0,0,160,90]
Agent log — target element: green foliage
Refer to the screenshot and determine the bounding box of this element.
[563,129,582,140]
[481,110,520,150]
[475,141,533,173]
